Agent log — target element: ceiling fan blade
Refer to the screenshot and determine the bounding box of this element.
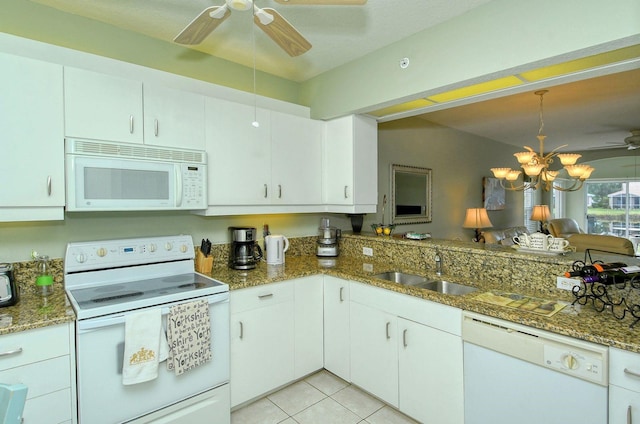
[274,0,367,4]
[174,6,231,45]
[254,8,312,57]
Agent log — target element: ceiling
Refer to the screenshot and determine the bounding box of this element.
[24,0,640,152]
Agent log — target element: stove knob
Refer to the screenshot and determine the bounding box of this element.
[165,242,173,251]
[562,354,579,370]
[76,253,87,263]
[180,244,188,253]
[149,243,157,253]
[97,248,107,257]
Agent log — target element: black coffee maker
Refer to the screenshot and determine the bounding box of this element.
[229,227,263,270]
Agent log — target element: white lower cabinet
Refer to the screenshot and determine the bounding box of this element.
[323,276,351,381]
[230,276,323,408]
[0,323,76,423]
[349,281,463,424]
[609,347,640,423]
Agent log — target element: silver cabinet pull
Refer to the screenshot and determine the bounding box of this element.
[339,287,344,302]
[624,368,640,378]
[278,184,282,199]
[0,347,23,358]
[129,115,134,134]
[628,404,632,424]
[385,322,391,340]
[264,184,268,198]
[239,322,244,340]
[47,176,52,196]
[154,118,159,137]
[403,329,408,348]
[344,185,349,199]
[258,293,273,299]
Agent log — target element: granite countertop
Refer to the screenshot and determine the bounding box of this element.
[210,255,640,354]
[0,286,75,336]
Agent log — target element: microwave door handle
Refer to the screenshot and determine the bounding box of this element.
[175,165,183,207]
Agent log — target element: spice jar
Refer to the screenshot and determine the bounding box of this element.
[35,255,54,297]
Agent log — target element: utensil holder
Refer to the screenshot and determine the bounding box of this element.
[195,250,213,274]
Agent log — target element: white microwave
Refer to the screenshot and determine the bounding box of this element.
[65,139,207,211]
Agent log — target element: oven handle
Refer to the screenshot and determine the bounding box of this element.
[77,294,229,333]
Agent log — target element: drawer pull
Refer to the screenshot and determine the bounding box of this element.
[258,293,273,300]
[339,287,344,302]
[624,368,640,379]
[386,322,391,340]
[403,329,408,348]
[0,347,23,358]
[627,404,632,424]
[239,321,244,340]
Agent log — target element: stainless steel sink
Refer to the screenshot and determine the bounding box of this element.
[373,271,477,295]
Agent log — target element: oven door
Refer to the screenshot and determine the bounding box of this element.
[75,293,229,424]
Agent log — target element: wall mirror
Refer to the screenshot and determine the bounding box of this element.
[391,164,432,225]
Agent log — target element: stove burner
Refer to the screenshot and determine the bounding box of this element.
[92,291,144,303]
[178,282,206,289]
[162,274,192,283]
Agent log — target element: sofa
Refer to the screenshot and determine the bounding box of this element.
[548,218,635,256]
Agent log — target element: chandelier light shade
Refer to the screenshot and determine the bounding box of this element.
[490,90,594,192]
[463,208,493,242]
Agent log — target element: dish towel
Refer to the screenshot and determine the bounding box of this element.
[122,308,162,385]
[166,299,211,375]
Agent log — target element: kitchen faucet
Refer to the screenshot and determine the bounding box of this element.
[435,250,442,276]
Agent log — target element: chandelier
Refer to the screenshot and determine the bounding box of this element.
[490,90,594,192]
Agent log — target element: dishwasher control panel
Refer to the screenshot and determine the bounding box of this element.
[543,344,606,385]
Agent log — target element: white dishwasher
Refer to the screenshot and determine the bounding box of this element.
[462,312,608,424]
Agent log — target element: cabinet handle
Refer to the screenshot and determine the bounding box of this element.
[624,368,640,378]
[386,322,391,340]
[47,176,52,196]
[339,287,344,302]
[278,185,282,199]
[264,184,268,198]
[403,329,408,348]
[239,322,244,340]
[344,185,349,199]
[154,118,159,137]
[258,293,273,300]
[129,115,134,134]
[0,347,23,358]
[628,404,632,424]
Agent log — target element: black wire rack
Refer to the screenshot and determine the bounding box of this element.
[570,248,640,328]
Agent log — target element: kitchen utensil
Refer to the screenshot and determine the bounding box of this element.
[229,227,263,270]
[265,235,289,265]
[0,263,19,307]
[317,218,340,257]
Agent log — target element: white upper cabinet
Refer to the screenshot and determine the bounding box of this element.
[142,84,205,150]
[271,111,322,205]
[205,97,272,205]
[0,52,64,221]
[64,67,144,143]
[323,115,378,213]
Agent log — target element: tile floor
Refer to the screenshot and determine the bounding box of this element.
[231,370,418,424]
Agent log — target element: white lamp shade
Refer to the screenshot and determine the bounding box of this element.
[530,205,551,221]
[463,208,493,229]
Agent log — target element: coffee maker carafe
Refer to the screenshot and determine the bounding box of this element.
[229,227,263,270]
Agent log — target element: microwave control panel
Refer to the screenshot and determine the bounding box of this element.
[181,164,207,208]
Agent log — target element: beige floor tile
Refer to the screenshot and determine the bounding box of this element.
[267,381,327,416]
[305,370,349,396]
[331,385,384,419]
[231,398,288,424]
[293,397,361,424]
[365,406,419,424]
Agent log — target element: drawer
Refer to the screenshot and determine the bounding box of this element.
[0,355,71,399]
[0,324,70,371]
[22,387,73,424]
[230,280,294,314]
[610,347,640,391]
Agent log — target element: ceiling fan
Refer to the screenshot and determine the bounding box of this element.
[596,130,640,150]
[174,0,367,57]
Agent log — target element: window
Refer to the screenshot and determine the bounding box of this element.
[524,189,538,233]
[585,181,640,237]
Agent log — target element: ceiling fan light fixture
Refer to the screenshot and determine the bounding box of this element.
[227,0,253,12]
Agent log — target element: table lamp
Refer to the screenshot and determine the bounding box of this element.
[530,205,551,234]
[463,208,493,242]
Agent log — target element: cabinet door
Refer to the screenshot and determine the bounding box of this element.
[64,67,143,143]
[323,276,350,381]
[609,385,640,424]
[230,288,294,407]
[143,85,205,150]
[0,53,64,218]
[271,111,322,205]
[205,97,271,205]
[294,276,324,378]
[398,317,464,424]
[349,301,398,407]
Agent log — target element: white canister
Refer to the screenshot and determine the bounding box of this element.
[265,235,290,265]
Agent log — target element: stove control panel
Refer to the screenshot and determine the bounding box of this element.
[64,235,195,273]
